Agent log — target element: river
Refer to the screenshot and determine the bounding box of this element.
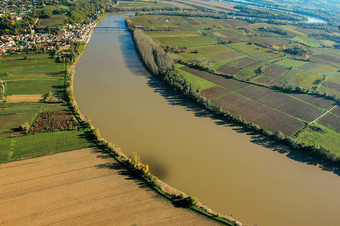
[74,14,340,226]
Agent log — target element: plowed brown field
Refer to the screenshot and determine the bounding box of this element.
[0,148,218,226]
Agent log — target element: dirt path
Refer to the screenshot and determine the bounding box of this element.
[310,104,338,124]
[0,148,218,226]
[6,95,43,103]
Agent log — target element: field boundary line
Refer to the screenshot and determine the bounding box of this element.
[310,104,337,124]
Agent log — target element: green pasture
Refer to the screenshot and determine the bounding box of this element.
[291,36,321,47]
[277,58,307,68]
[0,102,42,115]
[177,66,216,91]
[0,131,94,163]
[6,79,64,95]
[0,63,64,75]
[297,124,340,155]
[0,113,37,131]
[290,72,323,89]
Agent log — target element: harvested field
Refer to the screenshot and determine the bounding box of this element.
[239,85,323,121]
[322,81,340,91]
[313,54,340,65]
[289,93,336,109]
[201,86,230,99]
[331,106,340,117]
[181,67,249,90]
[318,114,340,133]
[239,86,293,108]
[214,94,272,121]
[253,110,304,136]
[276,100,322,122]
[6,95,43,103]
[255,65,288,85]
[217,64,240,75]
[230,57,257,68]
[0,148,217,226]
[213,93,303,135]
[156,36,217,48]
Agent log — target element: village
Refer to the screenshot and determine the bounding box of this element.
[0,22,95,56]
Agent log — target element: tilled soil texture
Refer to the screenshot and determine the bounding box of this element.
[0,148,218,226]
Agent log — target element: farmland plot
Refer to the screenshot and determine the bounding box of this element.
[255,65,289,85]
[200,86,230,99]
[318,114,340,133]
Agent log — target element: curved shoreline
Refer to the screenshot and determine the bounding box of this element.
[68,14,242,226]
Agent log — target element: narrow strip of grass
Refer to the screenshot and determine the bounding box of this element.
[177,68,216,91]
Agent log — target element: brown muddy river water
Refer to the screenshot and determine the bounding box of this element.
[74,14,340,226]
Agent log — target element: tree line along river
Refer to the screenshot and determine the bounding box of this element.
[74,14,340,226]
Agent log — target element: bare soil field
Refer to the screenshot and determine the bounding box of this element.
[289,93,336,109]
[253,110,305,136]
[201,86,230,99]
[239,86,323,121]
[255,65,288,85]
[0,148,218,226]
[276,100,322,121]
[331,106,340,117]
[239,86,293,108]
[6,95,43,103]
[318,114,340,133]
[214,94,272,121]
[218,64,241,75]
[313,54,340,65]
[213,93,303,135]
[322,81,340,91]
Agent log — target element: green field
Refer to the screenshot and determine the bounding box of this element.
[177,65,216,91]
[290,72,324,89]
[297,124,340,154]
[0,54,64,76]
[6,79,64,95]
[277,58,307,68]
[0,131,93,163]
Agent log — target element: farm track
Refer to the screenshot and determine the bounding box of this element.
[310,104,338,124]
[0,148,218,226]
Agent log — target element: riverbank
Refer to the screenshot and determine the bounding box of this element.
[68,13,241,226]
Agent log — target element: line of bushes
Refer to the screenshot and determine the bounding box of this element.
[131,26,340,165]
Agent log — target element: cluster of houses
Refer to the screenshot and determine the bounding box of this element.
[0,0,35,20]
[0,21,96,55]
